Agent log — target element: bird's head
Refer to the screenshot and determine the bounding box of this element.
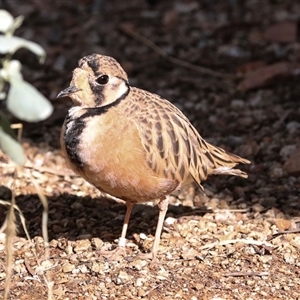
[57,53,129,107]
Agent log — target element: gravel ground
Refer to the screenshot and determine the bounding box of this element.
[0,0,300,299]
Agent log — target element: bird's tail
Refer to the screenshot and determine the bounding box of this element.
[210,148,250,178]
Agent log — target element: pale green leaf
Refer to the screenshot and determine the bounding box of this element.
[1,59,23,81]
[0,92,6,100]
[0,127,25,165]
[7,78,53,122]
[0,35,46,62]
[10,15,24,33]
[0,10,14,33]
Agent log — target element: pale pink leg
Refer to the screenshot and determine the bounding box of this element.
[118,202,134,247]
[151,196,169,264]
[100,202,134,260]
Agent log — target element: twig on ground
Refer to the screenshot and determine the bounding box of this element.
[223,271,269,277]
[199,238,274,250]
[267,229,300,241]
[120,23,238,79]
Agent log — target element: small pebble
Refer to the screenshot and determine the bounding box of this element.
[63,262,75,273]
[65,244,73,255]
[135,277,145,287]
[280,144,296,159]
[164,217,176,226]
[137,288,146,297]
[207,198,219,209]
[130,259,147,271]
[115,271,131,285]
[74,239,91,252]
[252,203,265,213]
[139,233,148,240]
[91,238,103,249]
[90,262,101,273]
[230,99,245,109]
[77,264,89,274]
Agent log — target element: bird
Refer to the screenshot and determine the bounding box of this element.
[58,53,250,264]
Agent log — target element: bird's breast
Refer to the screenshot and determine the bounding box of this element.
[61,107,179,202]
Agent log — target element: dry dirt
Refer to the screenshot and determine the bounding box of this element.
[0,0,300,299]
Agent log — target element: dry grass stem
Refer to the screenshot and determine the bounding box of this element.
[222,271,269,277]
[3,192,16,300]
[120,23,238,79]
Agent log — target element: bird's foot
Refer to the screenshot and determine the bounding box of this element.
[135,251,158,268]
[135,251,152,260]
[99,237,130,261]
[99,246,127,261]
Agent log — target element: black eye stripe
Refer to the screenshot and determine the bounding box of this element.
[96,75,109,85]
[90,83,104,105]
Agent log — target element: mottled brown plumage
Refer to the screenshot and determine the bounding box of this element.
[58,53,250,263]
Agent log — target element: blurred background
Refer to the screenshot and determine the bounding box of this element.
[1,0,300,299]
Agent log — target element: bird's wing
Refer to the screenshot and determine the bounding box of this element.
[130,88,250,188]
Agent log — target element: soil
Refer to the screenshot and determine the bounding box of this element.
[0,0,300,299]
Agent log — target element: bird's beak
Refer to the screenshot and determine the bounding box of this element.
[57,86,81,98]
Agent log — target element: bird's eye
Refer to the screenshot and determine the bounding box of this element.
[96,75,109,85]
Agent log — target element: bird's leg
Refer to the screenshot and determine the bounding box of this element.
[118,201,134,248]
[100,202,134,260]
[150,196,169,264]
[137,196,169,265]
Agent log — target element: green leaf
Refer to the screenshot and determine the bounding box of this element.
[1,59,23,81]
[0,35,46,62]
[7,77,53,122]
[0,10,14,33]
[1,60,53,122]
[0,127,25,165]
